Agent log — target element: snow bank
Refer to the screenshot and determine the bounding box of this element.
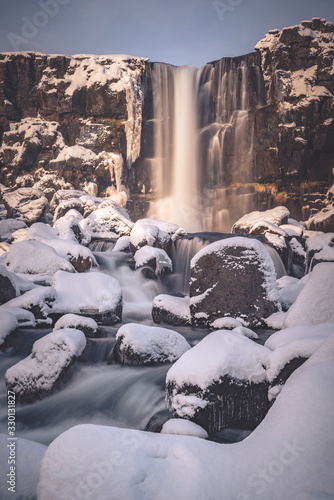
[161,419,208,439]
[284,263,334,327]
[114,323,190,365]
[52,270,122,314]
[0,311,18,345]
[0,434,46,500]
[5,240,74,275]
[5,328,86,401]
[37,337,334,500]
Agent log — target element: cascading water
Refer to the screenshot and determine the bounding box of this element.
[147,53,265,232]
[149,64,203,232]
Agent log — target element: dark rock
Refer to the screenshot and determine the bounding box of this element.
[145,410,171,433]
[189,237,280,328]
[0,265,18,304]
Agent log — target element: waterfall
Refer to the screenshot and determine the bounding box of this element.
[148,64,203,232]
[147,53,265,232]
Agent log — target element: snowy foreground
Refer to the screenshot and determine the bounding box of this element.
[0,191,334,499]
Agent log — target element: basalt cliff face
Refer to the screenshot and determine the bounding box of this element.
[0,18,333,225]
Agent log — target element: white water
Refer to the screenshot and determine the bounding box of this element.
[149,64,203,232]
[149,57,264,232]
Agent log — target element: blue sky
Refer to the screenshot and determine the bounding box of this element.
[1,0,334,67]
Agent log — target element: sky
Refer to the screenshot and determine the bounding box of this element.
[0,0,334,67]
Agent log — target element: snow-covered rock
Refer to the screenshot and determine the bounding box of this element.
[133,246,172,276]
[0,218,27,241]
[0,306,36,327]
[4,286,57,325]
[309,245,334,270]
[161,419,208,439]
[210,317,244,329]
[152,295,191,326]
[113,323,190,365]
[0,264,19,304]
[112,235,130,252]
[53,314,98,338]
[189,236,280,328]
[34,337,334,500]
[306,207,334,233]
[166,330,271,433]
[54,209,90,245]
[129,219,172,252]
[5,240,74,276]
[0,311,18,345]
[52,270,122,324]
[40,238,98,273]
[5,328,86,402]
[2,187,49,224]
[277,275,305,310]
[283,263,334,328]
[86,200,134,237]
[231,206,290,235]
[305,232,334,272]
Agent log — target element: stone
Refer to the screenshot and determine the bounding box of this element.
[189,237,280,328]
[152,295,191,326]
[113,323,190,366]
[166,330,271,434]
[306,207,334,233]
[5,329,86,402]
[232,207,290,235]
[2,188,49,225]
[0,265,19,304]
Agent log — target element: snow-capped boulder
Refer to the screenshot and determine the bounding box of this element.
[189,237,280,328]
[40,239,97,273]
[0,218,27,241]
[2,188,49,225]
[53,198,84,221]
[52,271,122,324]
[231,206,290,235]
[161,419,208,439]
[166,330,271,434]
[113,323,190,365]
[53,314,98,338]
[305,232,334,272]
[152,295,191,326]
[276,275,305,310]
[0,265,19,304]
[283,263,334,328]
[210,317,244,330]
[86,200,134,236]
[0,311,18,346]
[129,219,172,253]
[5,286,57,325]
[306,207,334,233]
[0,306,36,327]
[54,209,90,245]
[112,235,130,252]
[133,246,172,276]
[5,328,86,402]
[5,240,74,276]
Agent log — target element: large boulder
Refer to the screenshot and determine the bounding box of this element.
[189,236,280,327]
[113,323,190,365]
[52,270,122,324]
[2,188,49,224]
[5,328,86,402]
[166,330,271,434]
